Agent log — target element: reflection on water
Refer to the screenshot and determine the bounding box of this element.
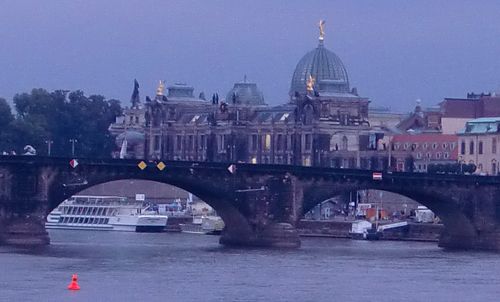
[0,230,499,302]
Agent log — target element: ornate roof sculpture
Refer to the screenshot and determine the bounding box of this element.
[289,20,351,97]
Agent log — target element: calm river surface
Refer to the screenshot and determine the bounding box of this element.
[1,230,499,302]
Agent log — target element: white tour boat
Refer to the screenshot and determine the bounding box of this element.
[46,195,168,232]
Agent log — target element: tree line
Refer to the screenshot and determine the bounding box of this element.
[427,163,477,174]
[0,89,122,158]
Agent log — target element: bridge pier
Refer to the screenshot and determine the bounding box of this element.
[0,216,49,246]
[219,223,301,248]
[439,228,500,251]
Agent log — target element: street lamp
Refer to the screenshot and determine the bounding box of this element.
[45,140,53,156]
[69,139,78,157]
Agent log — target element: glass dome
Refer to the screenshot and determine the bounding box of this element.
[289,41,350,96]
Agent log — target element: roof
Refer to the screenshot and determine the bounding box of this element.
[289,40,350,96]
[226,81,265,105]
[440,95,500,118]
[392,134,458,143]
[457,117,500,135]
[440,98,479,118]
[466,117,500,123]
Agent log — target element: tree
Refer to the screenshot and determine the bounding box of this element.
[6,88,122,157]
[0,98,13,128]
[0,98,15,152]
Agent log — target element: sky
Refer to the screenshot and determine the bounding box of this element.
[1,0,500,112]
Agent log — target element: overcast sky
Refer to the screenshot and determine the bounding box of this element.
[1,0,500,111]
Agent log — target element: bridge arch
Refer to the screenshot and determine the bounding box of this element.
[45,170,255,246]
[300,180,478,247]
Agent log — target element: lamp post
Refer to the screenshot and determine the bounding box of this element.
[69,139,78,157]
[45,140,53,156]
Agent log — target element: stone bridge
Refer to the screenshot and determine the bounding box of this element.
[1,156,500,251]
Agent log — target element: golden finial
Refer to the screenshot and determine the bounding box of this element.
[156,80,165,96]
[306,75,315,92]
[318,19,325,41]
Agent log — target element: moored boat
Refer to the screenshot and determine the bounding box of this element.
[46,195,168,232]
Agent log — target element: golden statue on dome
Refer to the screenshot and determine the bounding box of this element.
[318,19,325,41]
[156,80,165,96]
[306,75,315,92]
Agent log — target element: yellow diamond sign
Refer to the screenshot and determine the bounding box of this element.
[137,161,147,170]
[157,161,166,171]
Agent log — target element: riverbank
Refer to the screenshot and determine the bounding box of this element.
[297,219,442,242]
[166,217,442,242]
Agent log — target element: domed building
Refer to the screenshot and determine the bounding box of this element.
[109,21,389,171]
[290,39,351,96]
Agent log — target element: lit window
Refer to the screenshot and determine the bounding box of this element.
[264,134,271,150]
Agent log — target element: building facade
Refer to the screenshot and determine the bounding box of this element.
[109,26,390,169]
[457,117,500,175]
[391,134,458,172]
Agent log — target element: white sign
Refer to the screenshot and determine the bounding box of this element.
[227,164,237,174]
[135,194,145,201]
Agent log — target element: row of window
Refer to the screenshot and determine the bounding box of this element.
[460,138,498,155]
[61,206,116,216]
[415,152,450,160]
[59,217,110,225]
[393,142,456,151]
[155,134,322,153]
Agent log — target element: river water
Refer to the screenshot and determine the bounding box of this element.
[0,230,499,302]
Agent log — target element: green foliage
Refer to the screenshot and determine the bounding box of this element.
[2,88,122,157]
[427,163,477,174]
[0,98,14,128]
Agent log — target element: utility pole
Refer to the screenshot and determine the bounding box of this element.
[45,140,53,156]
[69,139,78,157]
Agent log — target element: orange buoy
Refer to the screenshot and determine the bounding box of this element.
[67,274,80,291]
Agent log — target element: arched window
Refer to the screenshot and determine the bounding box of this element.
[342,136,348,151]
[479,141,483,155]
[264,134,271,151]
